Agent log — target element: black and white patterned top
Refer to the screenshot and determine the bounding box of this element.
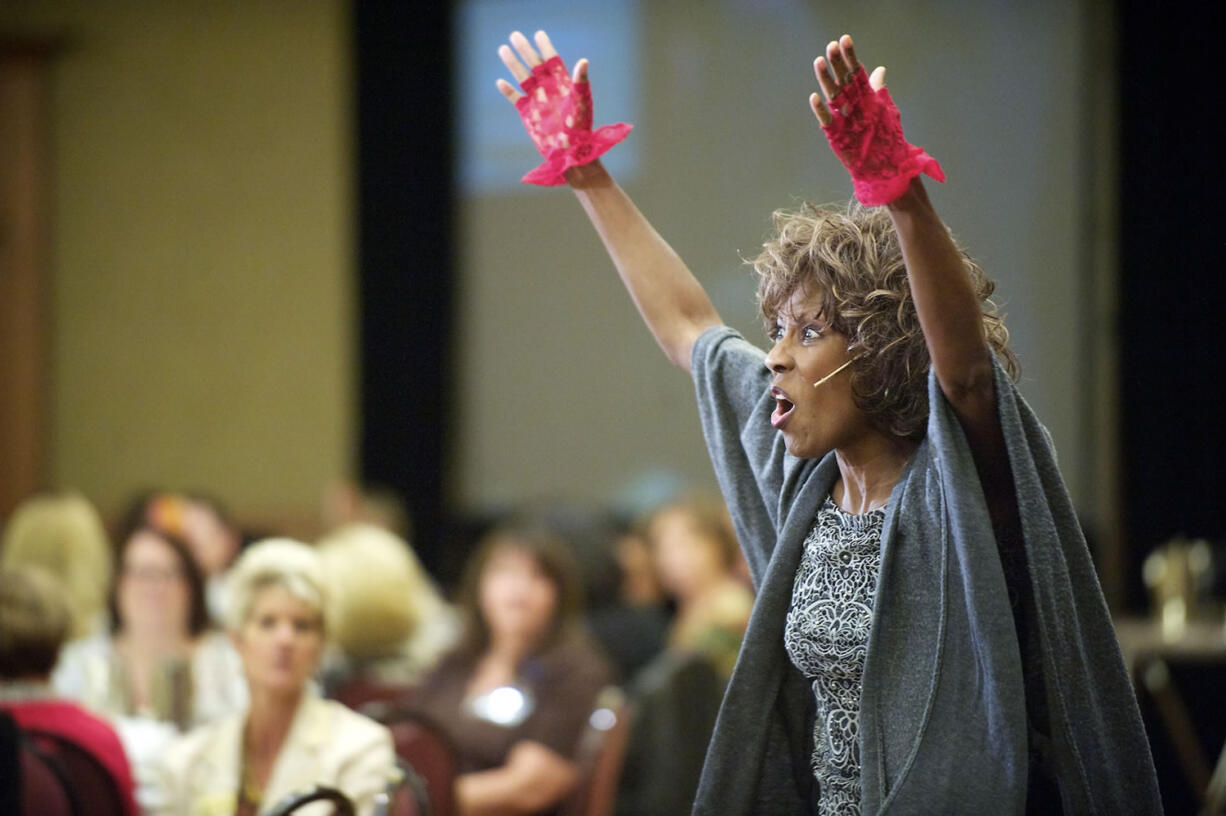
[783,496,885,816]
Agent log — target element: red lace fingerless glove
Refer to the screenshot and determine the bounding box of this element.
[822,66,945,206]
[515,56,632,186]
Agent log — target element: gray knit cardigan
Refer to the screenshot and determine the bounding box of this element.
[688,326,1161,816]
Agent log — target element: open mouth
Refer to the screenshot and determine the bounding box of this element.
[770,388,795,429]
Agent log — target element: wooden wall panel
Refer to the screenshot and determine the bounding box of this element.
[0,44,53,521]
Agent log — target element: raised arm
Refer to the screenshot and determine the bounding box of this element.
[497,31,721,371]
[810,36,1014,520]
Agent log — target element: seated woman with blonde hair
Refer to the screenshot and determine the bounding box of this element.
[1,492,112,640]
[154,539,395,816]
[317,522,460,696]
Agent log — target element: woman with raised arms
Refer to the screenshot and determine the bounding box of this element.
[494,28,1160,816]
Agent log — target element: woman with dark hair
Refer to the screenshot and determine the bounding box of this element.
[644,493,752,680]
[414,519,611,816]
[527,502,668,684]
[120,490,245,622]
[494,29,1160,815]
[54,526,246,809]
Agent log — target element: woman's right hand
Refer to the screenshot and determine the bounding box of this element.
[494,30,717,370]
[496,30,630,186]
[496,30,585,146]
[496,31,581,102]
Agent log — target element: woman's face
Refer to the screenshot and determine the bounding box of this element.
[649,508,725,600]
[117,530,192,640]
[763,286,871,459]
[477,542,559,646]
[235,585,323,698]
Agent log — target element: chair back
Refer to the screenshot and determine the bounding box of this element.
[21,728,126,816]
[613,652,724,816]
[18,746,75,816]
[1207,735,1226,816]
[560,687,632,816]
[0,711,21,814]
[383,713,458,816]
[265,784,356,816]
[373,759,427,816]
[330,676,418,716]
[0,705,71,813]
[2,710,70,816]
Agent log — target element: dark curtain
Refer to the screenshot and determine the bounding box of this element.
[354,1,455,576]
[1118,2,1225,609]
[1119,5,1226,813]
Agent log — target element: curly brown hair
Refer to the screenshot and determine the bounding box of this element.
[754,201,1019,440]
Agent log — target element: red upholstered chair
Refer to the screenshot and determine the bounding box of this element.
[331,677,418,716]
[559,687,632,816]
[18,746,74,816]
[22,729,125,816]
[382,713,459,816]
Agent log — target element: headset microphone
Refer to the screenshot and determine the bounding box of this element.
[812,358,854,389]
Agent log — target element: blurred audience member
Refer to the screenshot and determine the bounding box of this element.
[54,526,246,809]
[0,565,139,816]
[645,494,753,679]
[317,522,459,695]
[122,490,244,622]
[414,519,611,816]
[1,492,112,639]
[610,496,748,816]
[181,493,244,619]
[154,539,395,816]
[536,503,668,684]
[615,524,666,609]
[322,481,412,540]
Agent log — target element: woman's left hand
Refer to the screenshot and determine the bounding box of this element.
[809,35,886,126]
[810,34,943,207]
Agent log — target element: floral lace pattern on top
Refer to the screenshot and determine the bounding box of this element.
[784,496,885,816]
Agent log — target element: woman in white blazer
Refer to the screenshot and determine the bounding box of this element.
[153,539,395,816]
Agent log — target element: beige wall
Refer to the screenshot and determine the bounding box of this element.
[1,0,355,526]
[456,1,1115,526]
[1,0,1120,549]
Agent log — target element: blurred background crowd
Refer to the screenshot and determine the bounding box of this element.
[2,485,752,814]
